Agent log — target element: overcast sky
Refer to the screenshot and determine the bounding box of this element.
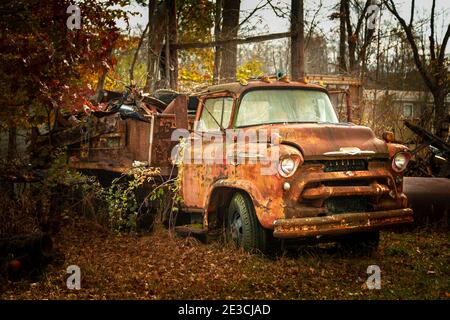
[118,0,449,50]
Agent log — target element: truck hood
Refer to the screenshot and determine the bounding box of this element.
[252,123,389,159]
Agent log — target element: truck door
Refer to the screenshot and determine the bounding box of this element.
[181,95,234,209]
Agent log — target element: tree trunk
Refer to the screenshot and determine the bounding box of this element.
[338,0,347,73]
[162,20,171,88]
[145,0,158,91]
[219,0,240,82]
[213,0,223,84]
[168,0,178,90]
[290,0,305,81]
[433,90,448,139]
[145,2,168,92]
[343,0,357,73]
[7,126,17,161]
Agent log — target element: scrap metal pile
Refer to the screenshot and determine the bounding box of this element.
[404,120,450,178]
[30,85,184,168]
[402,120,450,229]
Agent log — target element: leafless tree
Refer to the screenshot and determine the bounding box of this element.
[384,0,450,137]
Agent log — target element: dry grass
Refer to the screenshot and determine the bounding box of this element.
[1,218,449,300]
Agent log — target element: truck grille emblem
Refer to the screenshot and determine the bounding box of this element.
[323,147,375,157]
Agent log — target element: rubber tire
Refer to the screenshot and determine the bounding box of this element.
[338,231,380,256]
[226,192,269,253]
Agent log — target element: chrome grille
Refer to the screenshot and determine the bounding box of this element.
[307,159,369,172]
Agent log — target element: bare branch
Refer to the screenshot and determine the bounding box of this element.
[430,0,436,61]
[438,23,450,64]
[383,0,435,90]
[409,0,415,27]
[267,0,289,18]
[130,23,150,82]
[238,0,269,28]
[354,0,371,36]
[305,0,323,49]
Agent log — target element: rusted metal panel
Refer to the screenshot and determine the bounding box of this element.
[305,74,362,87]
[302,182,390,200]
[127,119,151,162]
[172,95,189,130]
[199,80,327,96]
[151,114,178,171]
[271,123,388,159]
[273,208,413,238]
[68,116,151,169]
[403,177,450,228]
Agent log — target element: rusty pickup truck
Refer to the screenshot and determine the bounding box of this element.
[68,78,414,253]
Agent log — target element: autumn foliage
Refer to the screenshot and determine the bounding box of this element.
[0,0,129,130]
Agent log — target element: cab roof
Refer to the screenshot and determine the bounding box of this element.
[195,78,327,96]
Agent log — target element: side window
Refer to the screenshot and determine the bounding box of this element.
[197,97,233,131]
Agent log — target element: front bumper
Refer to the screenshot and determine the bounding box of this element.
[273,208,413,238]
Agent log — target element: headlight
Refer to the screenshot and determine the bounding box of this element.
[279,157,296,177]
[392,152,411,172]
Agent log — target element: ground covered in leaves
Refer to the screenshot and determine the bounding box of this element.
[1,218,449,300]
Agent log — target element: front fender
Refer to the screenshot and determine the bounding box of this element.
[205,178,278,229]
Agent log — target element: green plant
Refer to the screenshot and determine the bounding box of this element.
[82,137,189,234]
[105,167,162,233]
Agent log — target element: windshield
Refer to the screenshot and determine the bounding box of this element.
[235,89,339,127]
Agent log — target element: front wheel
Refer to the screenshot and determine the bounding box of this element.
[226,192,272,253]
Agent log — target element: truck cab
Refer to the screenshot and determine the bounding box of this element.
[178,78,413,252]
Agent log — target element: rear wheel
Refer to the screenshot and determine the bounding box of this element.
[226,192,271,253]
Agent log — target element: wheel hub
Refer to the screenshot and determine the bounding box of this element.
[230,211,243,245]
